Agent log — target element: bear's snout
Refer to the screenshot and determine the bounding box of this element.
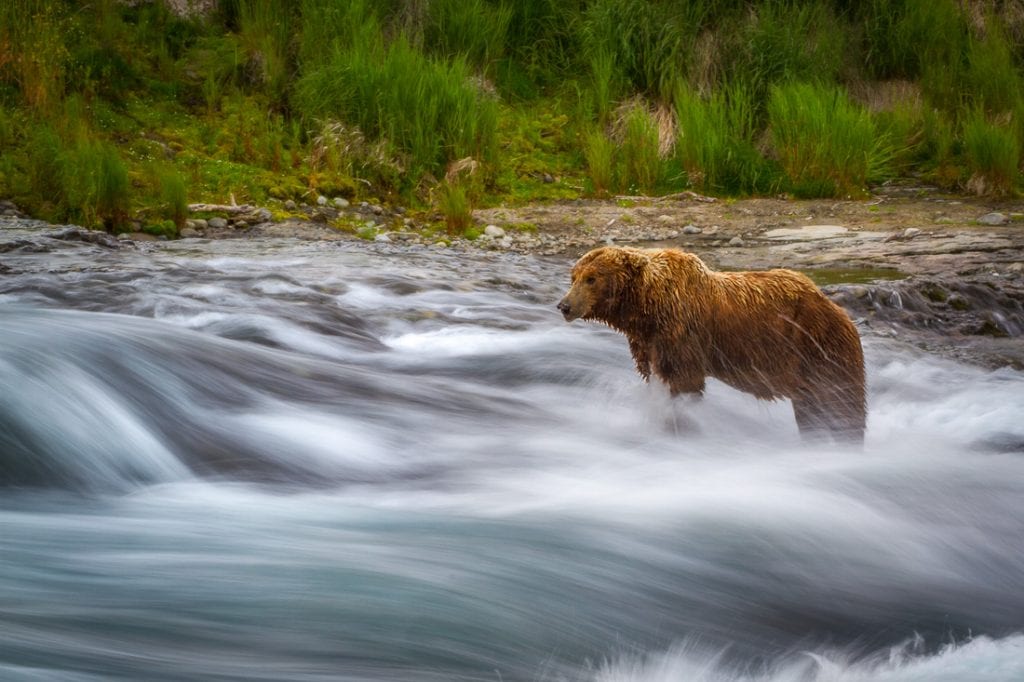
[557,297,576,321]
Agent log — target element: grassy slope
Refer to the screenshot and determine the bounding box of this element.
[0,0,1022,237]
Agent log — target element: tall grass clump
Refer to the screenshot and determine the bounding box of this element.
[862,0,968,82]
[768,82,893,198]
[675,84,778,194]
[420,0,512,70]
[436,180,474,234]
[61,138,131,231]
[0,1,69,114]
[583,127,617,196]
[963,16,1024,123]
[497,0,580,96]
[921,107,959,187]
[237,0,295,107]
[157,166,189,229]
[723,1,844,105]
[295,33,498,191]
[581,0,692,105]
[962,109,1020,197]
[619,103,665,195]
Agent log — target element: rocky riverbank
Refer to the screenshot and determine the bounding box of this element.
[2,189,1023,368]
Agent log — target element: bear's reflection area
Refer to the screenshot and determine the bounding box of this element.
[1,231,1023,681]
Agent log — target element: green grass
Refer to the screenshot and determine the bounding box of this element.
[619,103,665,195]
[583,127,616,196]
[2,0,1024,228]
[962,108,1020,197]
[421,0,512,70]
[156,166,189,230]
[436,181,474,234]
[675,84,779,194]
[294,32,498,192]
[740,1,843,91]
[768,82,894,198]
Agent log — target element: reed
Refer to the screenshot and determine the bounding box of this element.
[962,108,1020,197]
[583,127,617,196]
[619,103,664,195]
[295,33,498,189]
[675,84,778,195]
[768,82,893,198]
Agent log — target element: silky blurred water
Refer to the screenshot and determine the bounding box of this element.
[1,221,1023,681]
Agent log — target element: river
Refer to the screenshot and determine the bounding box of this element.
[2,219,1023,681]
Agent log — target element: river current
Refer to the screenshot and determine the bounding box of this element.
[1,219,1022,681]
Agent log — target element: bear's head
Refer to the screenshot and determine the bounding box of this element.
[557,246,647,323]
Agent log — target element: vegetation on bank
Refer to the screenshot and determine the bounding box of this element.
[0,0,1023,236]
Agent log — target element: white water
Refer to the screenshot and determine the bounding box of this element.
[1,221,1022,680]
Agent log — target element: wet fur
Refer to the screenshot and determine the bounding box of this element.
[558,246,866,443]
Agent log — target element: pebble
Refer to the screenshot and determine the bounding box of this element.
[728,236,744,247]
[208,217,228,229]
[255,208,272,222]
[499,236,514,248]
[316,195,328,206]
[374,234,391,243]
[682,225,702,235]
[180,228,201,238]
[371,205,384,215]
[284,200,297,211]
[903,227,921,239]
[334,198,349,209]
[978,212,1008,226]
[484,224,506,238]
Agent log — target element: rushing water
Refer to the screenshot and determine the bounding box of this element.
[1,220,1023,681]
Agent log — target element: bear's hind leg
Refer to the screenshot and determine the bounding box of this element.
[792,394,864,446]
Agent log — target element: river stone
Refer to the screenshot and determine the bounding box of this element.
[903,227,921,239]
[484,224,506,238]
[682,225,702,235]
[374,234,391,243]
[254,208,273,222]
[334,197,349,209]
[764,225,849,240]
[180,227,201,238]
[208,217,228,229]
[728,236,744,247]
[316,195,328,206]
[978,212,1009,226]
[284,199,297,211]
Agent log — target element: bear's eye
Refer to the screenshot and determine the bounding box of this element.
[585,276,596,285]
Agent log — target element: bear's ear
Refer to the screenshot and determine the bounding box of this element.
[617,249,648,280]
[606,249,646,298]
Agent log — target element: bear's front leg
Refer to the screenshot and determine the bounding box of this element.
[653,344,706,397]
[627,335,652,381]
[664,371,706,398]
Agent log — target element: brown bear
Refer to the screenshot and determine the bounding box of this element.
[557,246,866,443]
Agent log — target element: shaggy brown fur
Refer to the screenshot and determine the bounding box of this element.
[557,246,866,443]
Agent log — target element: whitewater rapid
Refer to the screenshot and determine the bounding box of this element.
[1,219,1022,681]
